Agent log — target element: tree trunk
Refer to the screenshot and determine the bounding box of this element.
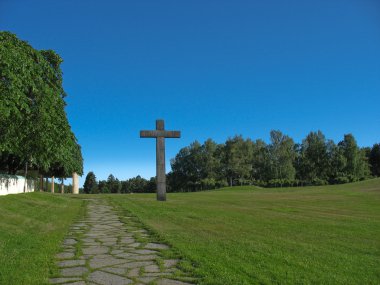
[23,162,28,193]
[40,175,43,192]
[45,177,48,191]
[60,179,64,194]
[51,176,54,193]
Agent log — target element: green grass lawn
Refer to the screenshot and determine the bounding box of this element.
[109,179,380,285]
[0,193,84,285]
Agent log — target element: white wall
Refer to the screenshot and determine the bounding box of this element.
[0,176,34,196]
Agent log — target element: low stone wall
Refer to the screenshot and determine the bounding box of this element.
[0,175,34,196]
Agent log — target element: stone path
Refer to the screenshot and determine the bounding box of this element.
[50,199,197,285]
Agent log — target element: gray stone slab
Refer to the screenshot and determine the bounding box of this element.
[164,259,179,268]
[138,276,157,283]
[132,249,157,255]
[83,246,109,255]
[115,261,154,269]
[56,252,75,259]
[126,242,141,248]
[129,254,157,261]
[60,266,88,277]
[111,249,124,255]
[58,259,86,268]
[63,239,77,245]
[91,254,115,259]
[114,252,139,259]
[145,243,169,250]
[143,272,171,277]
[120,238,135,244]
[50,277,82,284]
[102,267,127,275]
[144,264,160,273]
[87,271,132,285]
[127,267,140,278]
[89,256,127,269]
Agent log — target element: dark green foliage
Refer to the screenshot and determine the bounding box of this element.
[122,175,155,193]
[267,130,296,183]
[338,134,370,181]
[83,171,98,194]
[223,136,254,186]
[168,131,374,191]
[98,180,109,193]
[0,31,83,176]
[89,174,155,194]
[107,174,121,193]
[297,131,330,182]
[369,143,380,176]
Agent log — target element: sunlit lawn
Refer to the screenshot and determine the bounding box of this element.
[108,179,380,285]
[0,193,83,285]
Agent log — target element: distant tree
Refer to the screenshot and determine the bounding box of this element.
[369,143,380,177]
[127,175,149,193]
[327,140,347,183]
[98,180,109,193]
[146,177,156,193]
[83,171,97,194]
[268,130,296,186]
[106,174,121,193]
[120,181,130,193]
[298,131,330,184]
[251,139,270,183]
[338,134,370,181]
[223,136,253,186]
[200,139,221,182]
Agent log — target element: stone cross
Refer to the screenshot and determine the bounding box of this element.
[140,119,181,201]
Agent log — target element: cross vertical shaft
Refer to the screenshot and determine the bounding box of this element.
[140,119,181,201]
[156,120,166,201]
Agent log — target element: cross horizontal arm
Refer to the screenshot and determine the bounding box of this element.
[140,130,181,138]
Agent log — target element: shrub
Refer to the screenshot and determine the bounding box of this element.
[312,178,328,186]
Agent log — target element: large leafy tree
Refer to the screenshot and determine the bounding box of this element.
[0,31,82,176]
[170,139,225,191]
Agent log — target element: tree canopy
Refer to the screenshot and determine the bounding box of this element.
[0,31,83,176]
[168,131,376,191]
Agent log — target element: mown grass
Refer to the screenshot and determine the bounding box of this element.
[109,179,380,285]
[0,193,83,285]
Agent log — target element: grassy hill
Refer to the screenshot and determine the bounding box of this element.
[0,180,379,284]
[108,179,380,285]
[0,193,83,285]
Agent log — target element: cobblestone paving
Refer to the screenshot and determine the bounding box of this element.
[50,199,196,285]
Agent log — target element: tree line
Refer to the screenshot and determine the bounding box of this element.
[169,131,380,191]
[84,131,379,194]
[83,172,156,194]
[0,32,83,182]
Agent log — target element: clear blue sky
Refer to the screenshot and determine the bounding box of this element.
[1,0,379,184]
